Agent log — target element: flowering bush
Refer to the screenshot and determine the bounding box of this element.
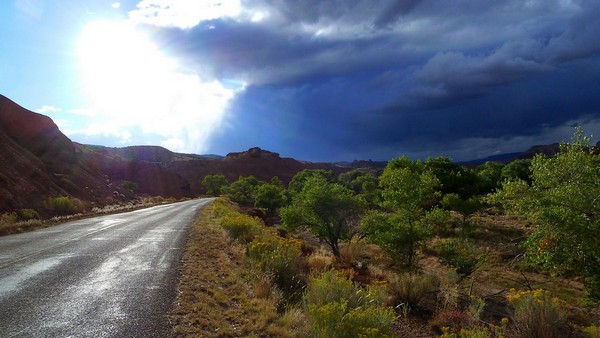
[248,230,303,292]
[582,325,600,337]
[506,288,566,338]
[305,270,395,338]
[42,196,82,215]
[439,325,493,338]
[220,212,263,243]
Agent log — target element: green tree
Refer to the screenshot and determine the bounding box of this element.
[381,157,440,212]
[288,169,335,194]
[425,156,478,198]
[270,176,284,188]
[338,169,381,208]
[361,157,440,266]
[338,169,368,193]
[500,159,532,183]
[440,193,482,227]
[225,176,261,206]
[121,180,138,194]
[201,174,229,196]
[281,176,362,257]
[361,210,432,264]
[474,161,504,194]
[254,183,287,216]
[488,129,600,301]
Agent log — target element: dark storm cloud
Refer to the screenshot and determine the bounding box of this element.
[145,0,600,161]
[242,0,423,26]
[156,19,414,86]
[542,3,600,63]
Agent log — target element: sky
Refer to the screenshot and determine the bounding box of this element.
[1,0,599,162]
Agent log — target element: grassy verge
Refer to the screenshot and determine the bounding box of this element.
[170,198,294,337]
[0,196,181,236]
[171,199,600,337]
[171,198,408,337]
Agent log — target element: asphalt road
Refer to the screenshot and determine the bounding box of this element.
[0,198,212,338]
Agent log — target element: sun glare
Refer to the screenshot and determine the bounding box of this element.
[77,20,238,153]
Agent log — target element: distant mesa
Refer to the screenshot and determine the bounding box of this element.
[518,143,560,159]
[225,147,282,160]
[0,93,592,213]
[0,94,342,212]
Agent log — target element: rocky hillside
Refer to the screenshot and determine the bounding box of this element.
[0,95,346,212]
[2,93,595,213]
[0,95,116,212]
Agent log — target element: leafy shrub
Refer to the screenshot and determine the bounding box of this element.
[439,325,493,338]
[306,248,334,273]
[305,270,395,338]
[424,207,453,236]
[0,212,18,224]
[121,180,138,193]
[305,269,358,307]
[506,288,567,338]
[254,183,287,215]
[42,196,80,215]
[248,230,303,293]
[18,209,40,220]
[387,272,440,308]
[0,212,44,235]
[308,300,395,338]
[220,212,263,243]
[582,325,600,338]
[225,175,260,206]
[212,197,238,217]
[432,238,484,277]
[0,212,18,231]
[201,174,229,196]
[360,210,432,266]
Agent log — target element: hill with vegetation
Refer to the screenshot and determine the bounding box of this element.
[0,94,347,215]
[174,132,599,337]
[2,92,599,336]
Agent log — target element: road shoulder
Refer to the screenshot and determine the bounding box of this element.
[170,198,285,337]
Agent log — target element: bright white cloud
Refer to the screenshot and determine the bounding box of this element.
[128,0,241,29]
[36,105,62,113]
[67,108,96,117]
[77,20,242,153]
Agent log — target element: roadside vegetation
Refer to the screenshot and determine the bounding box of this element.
[180,128,600,337]
[0,195,180,236]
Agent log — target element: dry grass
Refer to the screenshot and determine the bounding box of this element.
[385,272,441,309]
[170,201,600,337]
[0,212,45,236]
[0,197,181,237]
[171,198,301,337]
[306,247,334,273]
[339,237,385,265]
[415,211,600,336]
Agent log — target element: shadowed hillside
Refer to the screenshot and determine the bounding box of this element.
[2,94,591,214]
[0,95,347,212]
[0,95,116,212]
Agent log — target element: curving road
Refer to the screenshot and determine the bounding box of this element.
[0,198,212,338]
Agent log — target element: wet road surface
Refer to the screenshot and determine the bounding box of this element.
[0,198,212,337]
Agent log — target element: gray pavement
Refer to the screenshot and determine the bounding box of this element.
[0,198,212,337]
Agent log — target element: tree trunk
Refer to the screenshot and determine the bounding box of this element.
[330,240,340,257]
